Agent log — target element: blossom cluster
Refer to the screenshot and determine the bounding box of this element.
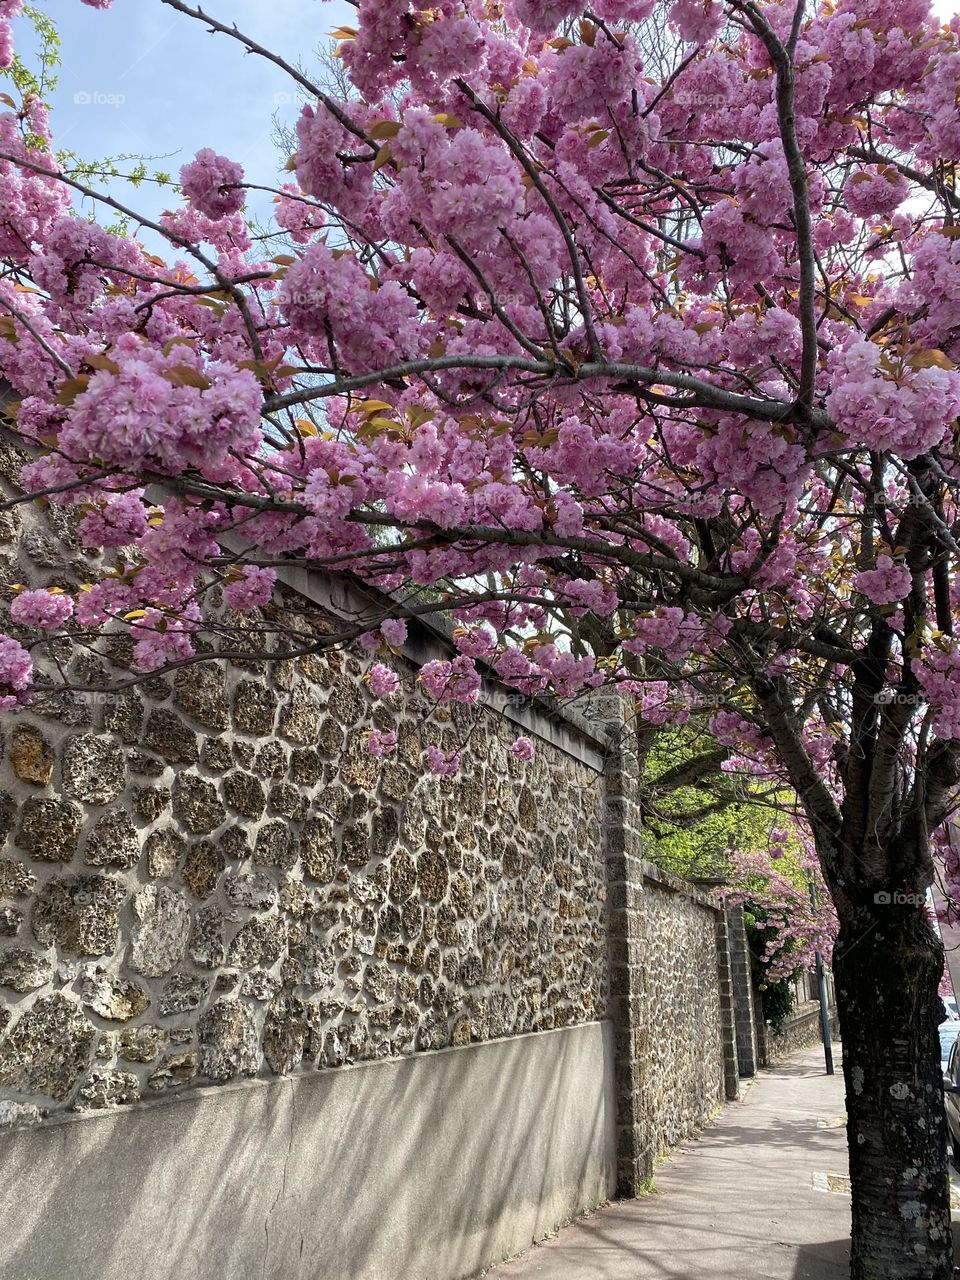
[727,840,838,985]
[853,556,912,607]
[0,635,33,710]
[9,590,74,630]
[180,149,246,221]
[826,336,960,459]
[0,0,958,865]
[916,640,960,740]
[21,332,264,480]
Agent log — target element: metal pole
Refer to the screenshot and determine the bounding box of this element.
[814,948,835,1075]
[809,877,835,1075]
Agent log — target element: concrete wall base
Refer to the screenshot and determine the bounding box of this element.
[0,1021,616,1280]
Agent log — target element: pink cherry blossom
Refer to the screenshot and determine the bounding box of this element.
[670,0,723,45]
[419,656,482,704]
[916,641,960,739]
[0,19,13,68]
[826,335,960,459]
[368,663,400,697]
[180,149,245,220]
[12,9,960,1244]
[426,745,462,775]
[281,244,422,373]
[854,556,912,606]
[367,728,398,757]
[223,566,277,612]
[510,735,535,761]
[77,493,149,549]
[379,619,408,647]
[512,1,579,32]
[0,634,32,709]
[9,590,74,631]
[843,166,910,218]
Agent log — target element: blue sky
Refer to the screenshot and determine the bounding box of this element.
[26,0,960,231]
[37,0,353,224]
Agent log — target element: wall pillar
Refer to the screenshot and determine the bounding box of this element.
[591,694,652,1195]
[713,910,741,1102]
[725,903,759,1078]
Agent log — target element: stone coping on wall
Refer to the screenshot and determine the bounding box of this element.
[270,563,611,775]
[780,999,823,1024]
[640,860,724,913]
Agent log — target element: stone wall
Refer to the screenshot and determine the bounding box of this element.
[725,903,759,1077]
[757,999,837,1067]
[638,865,727,1157]
[0,601,608,1122]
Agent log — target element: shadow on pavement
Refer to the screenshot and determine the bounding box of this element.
[790,1218,960,1279]
[792,1239,848,1280]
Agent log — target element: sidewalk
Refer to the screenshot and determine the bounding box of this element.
[483,1044,850,1280]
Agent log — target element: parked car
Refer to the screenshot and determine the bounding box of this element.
[943,1027,960,1164]
[941,1020,960,1074]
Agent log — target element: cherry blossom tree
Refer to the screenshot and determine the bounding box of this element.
[727,827,837,982]
[2,0,960,1273]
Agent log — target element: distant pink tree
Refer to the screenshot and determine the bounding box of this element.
[728,827,837,987]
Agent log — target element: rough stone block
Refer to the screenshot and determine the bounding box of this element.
[15,797,82,862]
[9,725,54,787]
[62,735,125,806]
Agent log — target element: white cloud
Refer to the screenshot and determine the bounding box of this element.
[45,0,352,224]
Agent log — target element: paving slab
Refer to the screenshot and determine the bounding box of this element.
[482,1044,852,1280]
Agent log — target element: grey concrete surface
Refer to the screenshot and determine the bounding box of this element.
[482,1043,853,1280]
[0,1020,616,1280]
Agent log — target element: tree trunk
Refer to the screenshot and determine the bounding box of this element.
[833,904,953,1279]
